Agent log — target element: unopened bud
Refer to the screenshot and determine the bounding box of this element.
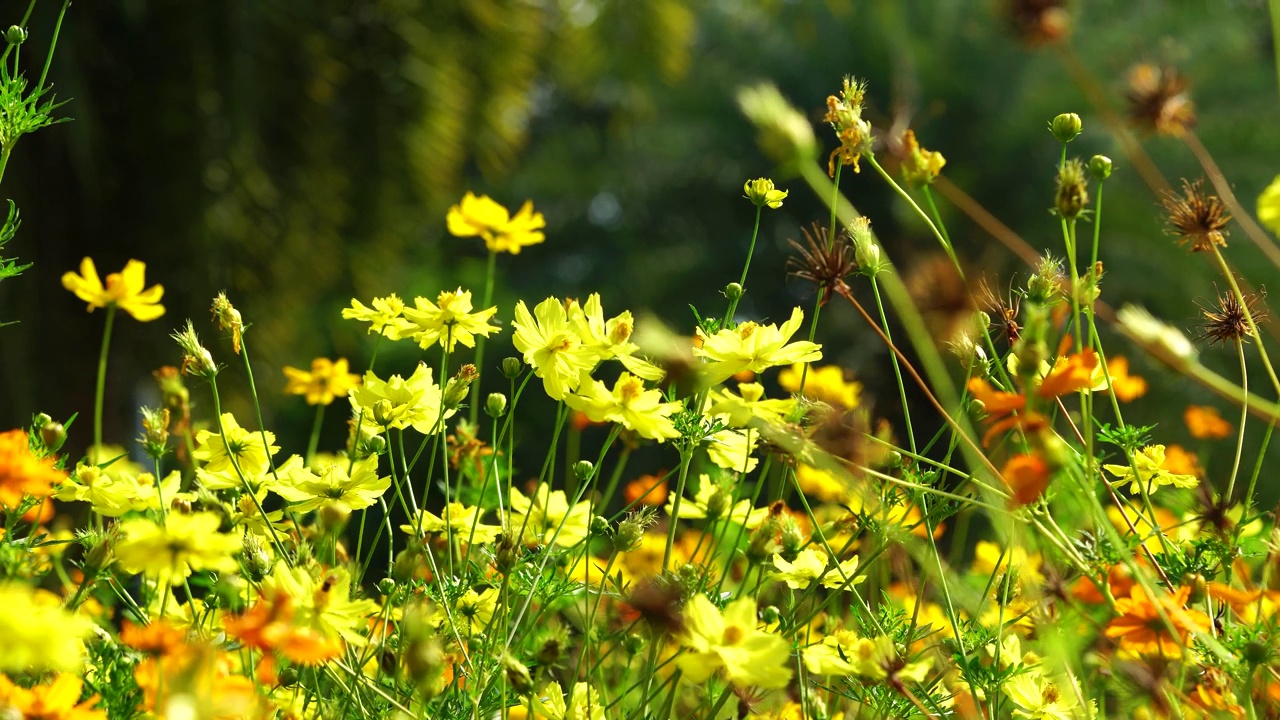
[171,321,217,378]
[501,357,524,379]
[502,653,535,696]
[485,393,508,418]
[573,460,594,482]
[589,515,610,538]
[442,364,478,410]
[622,633,645,654]
[1054,158,1089,220]
[724,282,744,301]
[761,605,780,624]
[39,421,66,453]
[377,578,396,596]
[1049,113,1082,143]
[211,293,244,354]
[5,26,27,46]
[242,534,273,581]
[372,400,395,426]
[1088,155,1113,181]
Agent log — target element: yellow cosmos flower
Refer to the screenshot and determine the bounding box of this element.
[57,463,183,517]
[1258,173,1280,236]
[447,192,546,254]
[61,257,165,321]
[563,371,682,441]
[972,541,1046,589]
[519,682,605,720]
[115,512,241,585]
[803,632,930,683]
[399,288,501,351]
[261,565,378,645]
[272,454,389,513]
[1103,444,1198,494]
[569,293,665,381]
[512,297,598,401]
[665,474,769,529]
[283,357,360,406]
[0,674,106,719]
[771,547,862,590]
[743,177,788,209]
[706,382,795,427]
[777,363,861,409]
[342,294,409,338]
[0,583,94,673]
[1003,669,1093,720]
[438,587,499,637]
[401,503,502,544]
[694,307,822,385]
[193,413,279,477]
[510,483,592,547]
[350,363,454,435]
[677,594,792,689]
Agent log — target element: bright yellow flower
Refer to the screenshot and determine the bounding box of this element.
[563,371,682,441]
[0,428,64,510]
[705,421,759,473]
[510,483,592,547]
[1258,173,1280,236]
[771,547,862,590]
[437,587,499,636]
[272,454,389,513]
[803,632,930,683]
[569,294,665,381]
[61,257,165,321]
[193,413,279,477]
[743,177,789,209]
[350,363,454,435]
[706,382,794,427]
[1103,444,1198,494]
[520,682,605,720]
[55,462,135,516]
[0,673,106,719]
[283,357,360,406]
[665,474,768,528]
[401,503,502,544]
[261,565,378,645]
[677,594,792,689]
[694,307,822,385]
[115,512,241,585]
[777,363,861,409]
[1002,669,1092,720]
[400,288,501,351]
[512,297,598,400]
[0,583,94,673]
[342,294,408,338]
[447,192,546,254]
[794,464,848,503]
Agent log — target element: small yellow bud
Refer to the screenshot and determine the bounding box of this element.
[743,178,788,209]
[1049,112,1083,143]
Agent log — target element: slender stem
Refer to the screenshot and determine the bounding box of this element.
[724,204,762,323]
[93,305,116,453]
[0,145,12,187]
[867,153,960,277]
[1271,0,1280,104]
[0,0,38,66]
[1225,339,1249,500]
[662,449,694,572]
[870,277,915,453]
[799,162,844,391]
[302,403,324,466]
[35,0,69,94]
[1209,246,1280,397]
[467,250,498,424]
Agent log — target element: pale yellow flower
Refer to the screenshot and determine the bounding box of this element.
[350,363,454,435]
[694,307,822,385]
[512,297,597,401]
[564,371,682,441]
[342,294,409,338]
[400,288,501,351]
[677,594,792,689]
[569,294,664,381]
[283,357,360,406]
[447,192,546,254]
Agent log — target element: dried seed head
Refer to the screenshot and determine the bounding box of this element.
[787,221,858,305]
[1197,288,1265,345]
[1127,64,1196,136]
[1162,178,1230,253]
[1054,158,1089,220]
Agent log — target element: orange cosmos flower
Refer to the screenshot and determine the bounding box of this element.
[1184,405,1232,439]
[0,429,65,510]
[0,673,106,720]
[1105,585,1210,658]
[1161,444,1203,477]
[224,591,343,666]
[1001,453,1051,506]
[624,472,669,506]
[1106,356,1148,402]
[1036,349,1102,398]
[968,377,1044,446]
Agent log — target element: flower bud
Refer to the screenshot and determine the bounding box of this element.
[377,578,396,596]
[442,364,478,410]
[5,26,27,46]
[319,501,352,534]
[502,653,535,696]
[372,400,395,427]
[1088,154,1113,181]
[1244,639,1271,665]
[242,534,274,582]
[39,421,66,453]
[703,487,730,520]
[573,460,595,482]
[1049,113,1082,143]
[501,357,524,379]
[171,320,218,378]
[589,515,610,538]
[743,178,788,209]
[622,633,645,654]
[277,668,299,687]
[485,393,508,418]
[780,516,805,557]
[613,508,656,553]
[848,217,887,277]
[33,413,51,428]
[724,282,744,302]
[761,605,780,624]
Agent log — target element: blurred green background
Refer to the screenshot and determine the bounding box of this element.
[2,0,1278,503]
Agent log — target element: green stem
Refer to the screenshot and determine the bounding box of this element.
[0,0,38,66]
[35,0,69,94]
[468,250,498,424]
[871,276,915,453]
[305,403,325,466]
[0,145,12,187]
[1271,0,1280,104]
[724,205,763,323]
[1225,339,1249,500]
[867,154,960,277]
[93,305,116,453]
[663,448,694,573]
